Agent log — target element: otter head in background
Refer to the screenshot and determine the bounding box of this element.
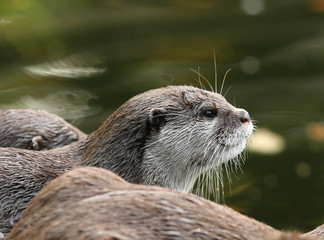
[0,109,86,151]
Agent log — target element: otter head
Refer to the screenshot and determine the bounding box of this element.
[82,86,253,193]
[142,86,253,192]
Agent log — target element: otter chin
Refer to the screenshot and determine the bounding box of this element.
[0,85,253,234]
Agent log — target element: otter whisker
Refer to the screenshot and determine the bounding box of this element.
[228,158,239,180]
[194,175,202,197]
[192,158,206,195]
[220,68,231,96]
[214,167,225,203]
[227,160,236,180]
[225,163,233,198]
[194,78,206,90]
[201,141,232,198]
[203,129,223,160]
[209,145,220,167]
[210,129,231,162]
[224,161,232,184]
[213,47,217,93]
[199,159,219,199]
[208,170,215,199]
[239,152,247,169]
[223,85,232,98]
[195,168,206,198]
[209,169,217,199]
[188,161,201,193]
[233,153,244,174]
[189,67,214,92]
[197,66,204,90]
[204,170,211,199]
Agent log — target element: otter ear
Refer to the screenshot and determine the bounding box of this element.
[149,108,167,132]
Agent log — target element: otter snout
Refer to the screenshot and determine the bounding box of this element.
[235,108,251,124]
[233,108,253,139]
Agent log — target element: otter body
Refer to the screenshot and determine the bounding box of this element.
[8,167,312,240]
[0,86,253,235]
[0,109,86,150]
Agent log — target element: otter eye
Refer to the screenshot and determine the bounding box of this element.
[203,110,217,119]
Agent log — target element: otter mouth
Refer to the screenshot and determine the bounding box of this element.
[195,139,246,168]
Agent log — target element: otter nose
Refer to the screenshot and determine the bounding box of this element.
[236,109,251,124]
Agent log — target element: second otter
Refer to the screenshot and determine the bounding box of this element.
[0,109,86,150]
[0,85,253,234]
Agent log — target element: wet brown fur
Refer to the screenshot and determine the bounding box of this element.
[7,167,315,240]
[304,225,324,240]
[0,109,86,150]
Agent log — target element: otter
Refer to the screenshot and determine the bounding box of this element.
[0,109,86,150]
[0,85,253,235]
[7,167,313,240]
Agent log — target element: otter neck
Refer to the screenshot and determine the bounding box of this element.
[44,137,91,169]
[80,103,149,184]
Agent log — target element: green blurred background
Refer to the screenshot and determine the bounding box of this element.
[1,0,324,232]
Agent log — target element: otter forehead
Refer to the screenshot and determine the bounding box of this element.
[136,85,231,109]
[181,86,229,106]
[166,85,227,102]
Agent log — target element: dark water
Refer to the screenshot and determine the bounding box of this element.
[1,0,324,232]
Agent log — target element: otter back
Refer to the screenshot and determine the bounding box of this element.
[8,167,313,240]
